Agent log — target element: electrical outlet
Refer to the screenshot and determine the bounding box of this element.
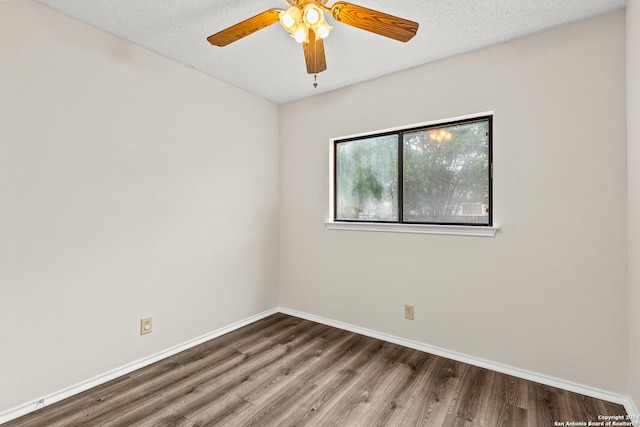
[140,317,152,335]
[404,305,414,320]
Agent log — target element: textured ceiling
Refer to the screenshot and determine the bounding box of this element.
[35,0,626,104]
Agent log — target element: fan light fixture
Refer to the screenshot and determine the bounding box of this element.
[279,6,300,30]
[279,3,332,43]
[303,4,321,26]
[206,1,419,75]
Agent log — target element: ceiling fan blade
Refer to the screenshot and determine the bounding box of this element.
[303,29,327,74]
[207,9,281,46]
[330,2,418,42]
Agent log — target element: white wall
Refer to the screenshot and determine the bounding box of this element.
[628,0,640,408]
[279,11,628,393]
[0,1,279,413]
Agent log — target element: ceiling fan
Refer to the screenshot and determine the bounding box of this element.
[206,0,419,75]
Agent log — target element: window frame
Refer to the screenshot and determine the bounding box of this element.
[327,112,497,237]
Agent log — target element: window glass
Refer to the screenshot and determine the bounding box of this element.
[403,120,490,224]
[335,135,398,221]
[333,115,491,226]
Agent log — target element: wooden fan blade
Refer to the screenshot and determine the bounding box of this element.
[207,9,281,46]
[303,29,327,74]
[330,2,418,42]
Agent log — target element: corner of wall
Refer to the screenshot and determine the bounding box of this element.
[627,0,640,411]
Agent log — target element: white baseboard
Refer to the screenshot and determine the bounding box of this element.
[627,398,640,427]
[2,306,638,425]
[277,307,639,422]
[0,308,278,425]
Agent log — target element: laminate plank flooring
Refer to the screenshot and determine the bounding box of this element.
[3,313,627,427]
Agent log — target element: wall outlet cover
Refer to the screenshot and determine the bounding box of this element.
[140,317,152,335]
[404,305,415,320]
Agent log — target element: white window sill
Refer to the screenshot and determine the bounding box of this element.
[324,221,498,237]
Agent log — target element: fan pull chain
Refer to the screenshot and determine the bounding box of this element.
[313,74,318,88]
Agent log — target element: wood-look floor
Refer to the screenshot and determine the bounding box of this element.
[4,313,626,427]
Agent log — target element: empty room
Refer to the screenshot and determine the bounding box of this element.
[2,0,640,425]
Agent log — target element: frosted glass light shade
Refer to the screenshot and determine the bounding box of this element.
[303,5,321,26]
[279,7,301,33]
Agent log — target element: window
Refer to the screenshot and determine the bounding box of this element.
[333,115,492,227]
